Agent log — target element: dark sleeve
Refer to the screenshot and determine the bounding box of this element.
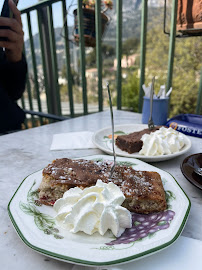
[0,52,27,101]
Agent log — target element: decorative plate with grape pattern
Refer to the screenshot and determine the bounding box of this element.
[8,155,190,267]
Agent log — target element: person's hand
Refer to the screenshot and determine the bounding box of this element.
[0,0,24,62]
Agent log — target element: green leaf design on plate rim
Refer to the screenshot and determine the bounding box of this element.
[19,181,63,239]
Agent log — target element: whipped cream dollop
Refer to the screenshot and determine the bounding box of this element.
[54,180,132,237]
[139,127,185,156]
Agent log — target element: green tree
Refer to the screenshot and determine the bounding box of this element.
[85,44,115,68]
[145,19,202,117]
[122,37,139,56]
[122,72,139,112]
[61,65,80,86]
[102,43,115,57]
[86,49,96,68]
[171,37,202,116]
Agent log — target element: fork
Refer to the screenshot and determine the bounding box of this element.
[107,83,116,179]
[148,76,155,130]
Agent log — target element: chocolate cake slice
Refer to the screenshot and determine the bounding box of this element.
[38,158,167,214]
[115,127,160,154]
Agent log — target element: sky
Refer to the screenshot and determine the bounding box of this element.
[0,0,39,13]
[0,0,76,40]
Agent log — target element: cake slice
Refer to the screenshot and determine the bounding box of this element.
[115,127,160,154]
[38,158,167,214]
[38,158,112,206]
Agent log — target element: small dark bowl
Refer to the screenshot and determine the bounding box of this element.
[181,153,202,190]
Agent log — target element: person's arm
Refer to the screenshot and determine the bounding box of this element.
[0,0,27,100]
[0,52,27,100]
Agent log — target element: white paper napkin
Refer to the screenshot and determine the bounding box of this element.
[50,131,97,150]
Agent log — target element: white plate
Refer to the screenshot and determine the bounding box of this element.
[92,124,192,162]
[8,155,191,267]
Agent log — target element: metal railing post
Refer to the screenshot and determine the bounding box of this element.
[196,66,202,114]
[37,6,61,115]
[77,0,88,115]
[166,0,178,92]
[62,0,74,118]
[116,0,122,110]
[138,0,148,113]
[47,5,61,115]
[23,48,35,127]
[95,0,103,112]
[27,12,43,125]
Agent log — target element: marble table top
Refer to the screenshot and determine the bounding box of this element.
[1,110,202,270]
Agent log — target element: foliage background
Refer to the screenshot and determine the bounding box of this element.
[145,15,202,117]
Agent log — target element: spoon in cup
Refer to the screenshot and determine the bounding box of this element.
[148,76,155,130]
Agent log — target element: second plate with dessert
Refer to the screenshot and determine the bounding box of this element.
[92,124,192,162]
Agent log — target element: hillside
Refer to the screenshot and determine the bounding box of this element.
[24,1,164,72]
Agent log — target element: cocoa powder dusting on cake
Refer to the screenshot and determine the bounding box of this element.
[43,159,154,195]
[40,158,167,213]
[43,158,112,187]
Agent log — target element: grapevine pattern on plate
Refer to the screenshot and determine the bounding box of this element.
[105,210,175,247]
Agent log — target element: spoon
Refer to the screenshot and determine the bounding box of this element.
[194,167,202,177]
[148,76,155,130]
[107,83,116,179]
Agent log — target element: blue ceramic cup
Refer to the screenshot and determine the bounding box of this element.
[142,96,169,125]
